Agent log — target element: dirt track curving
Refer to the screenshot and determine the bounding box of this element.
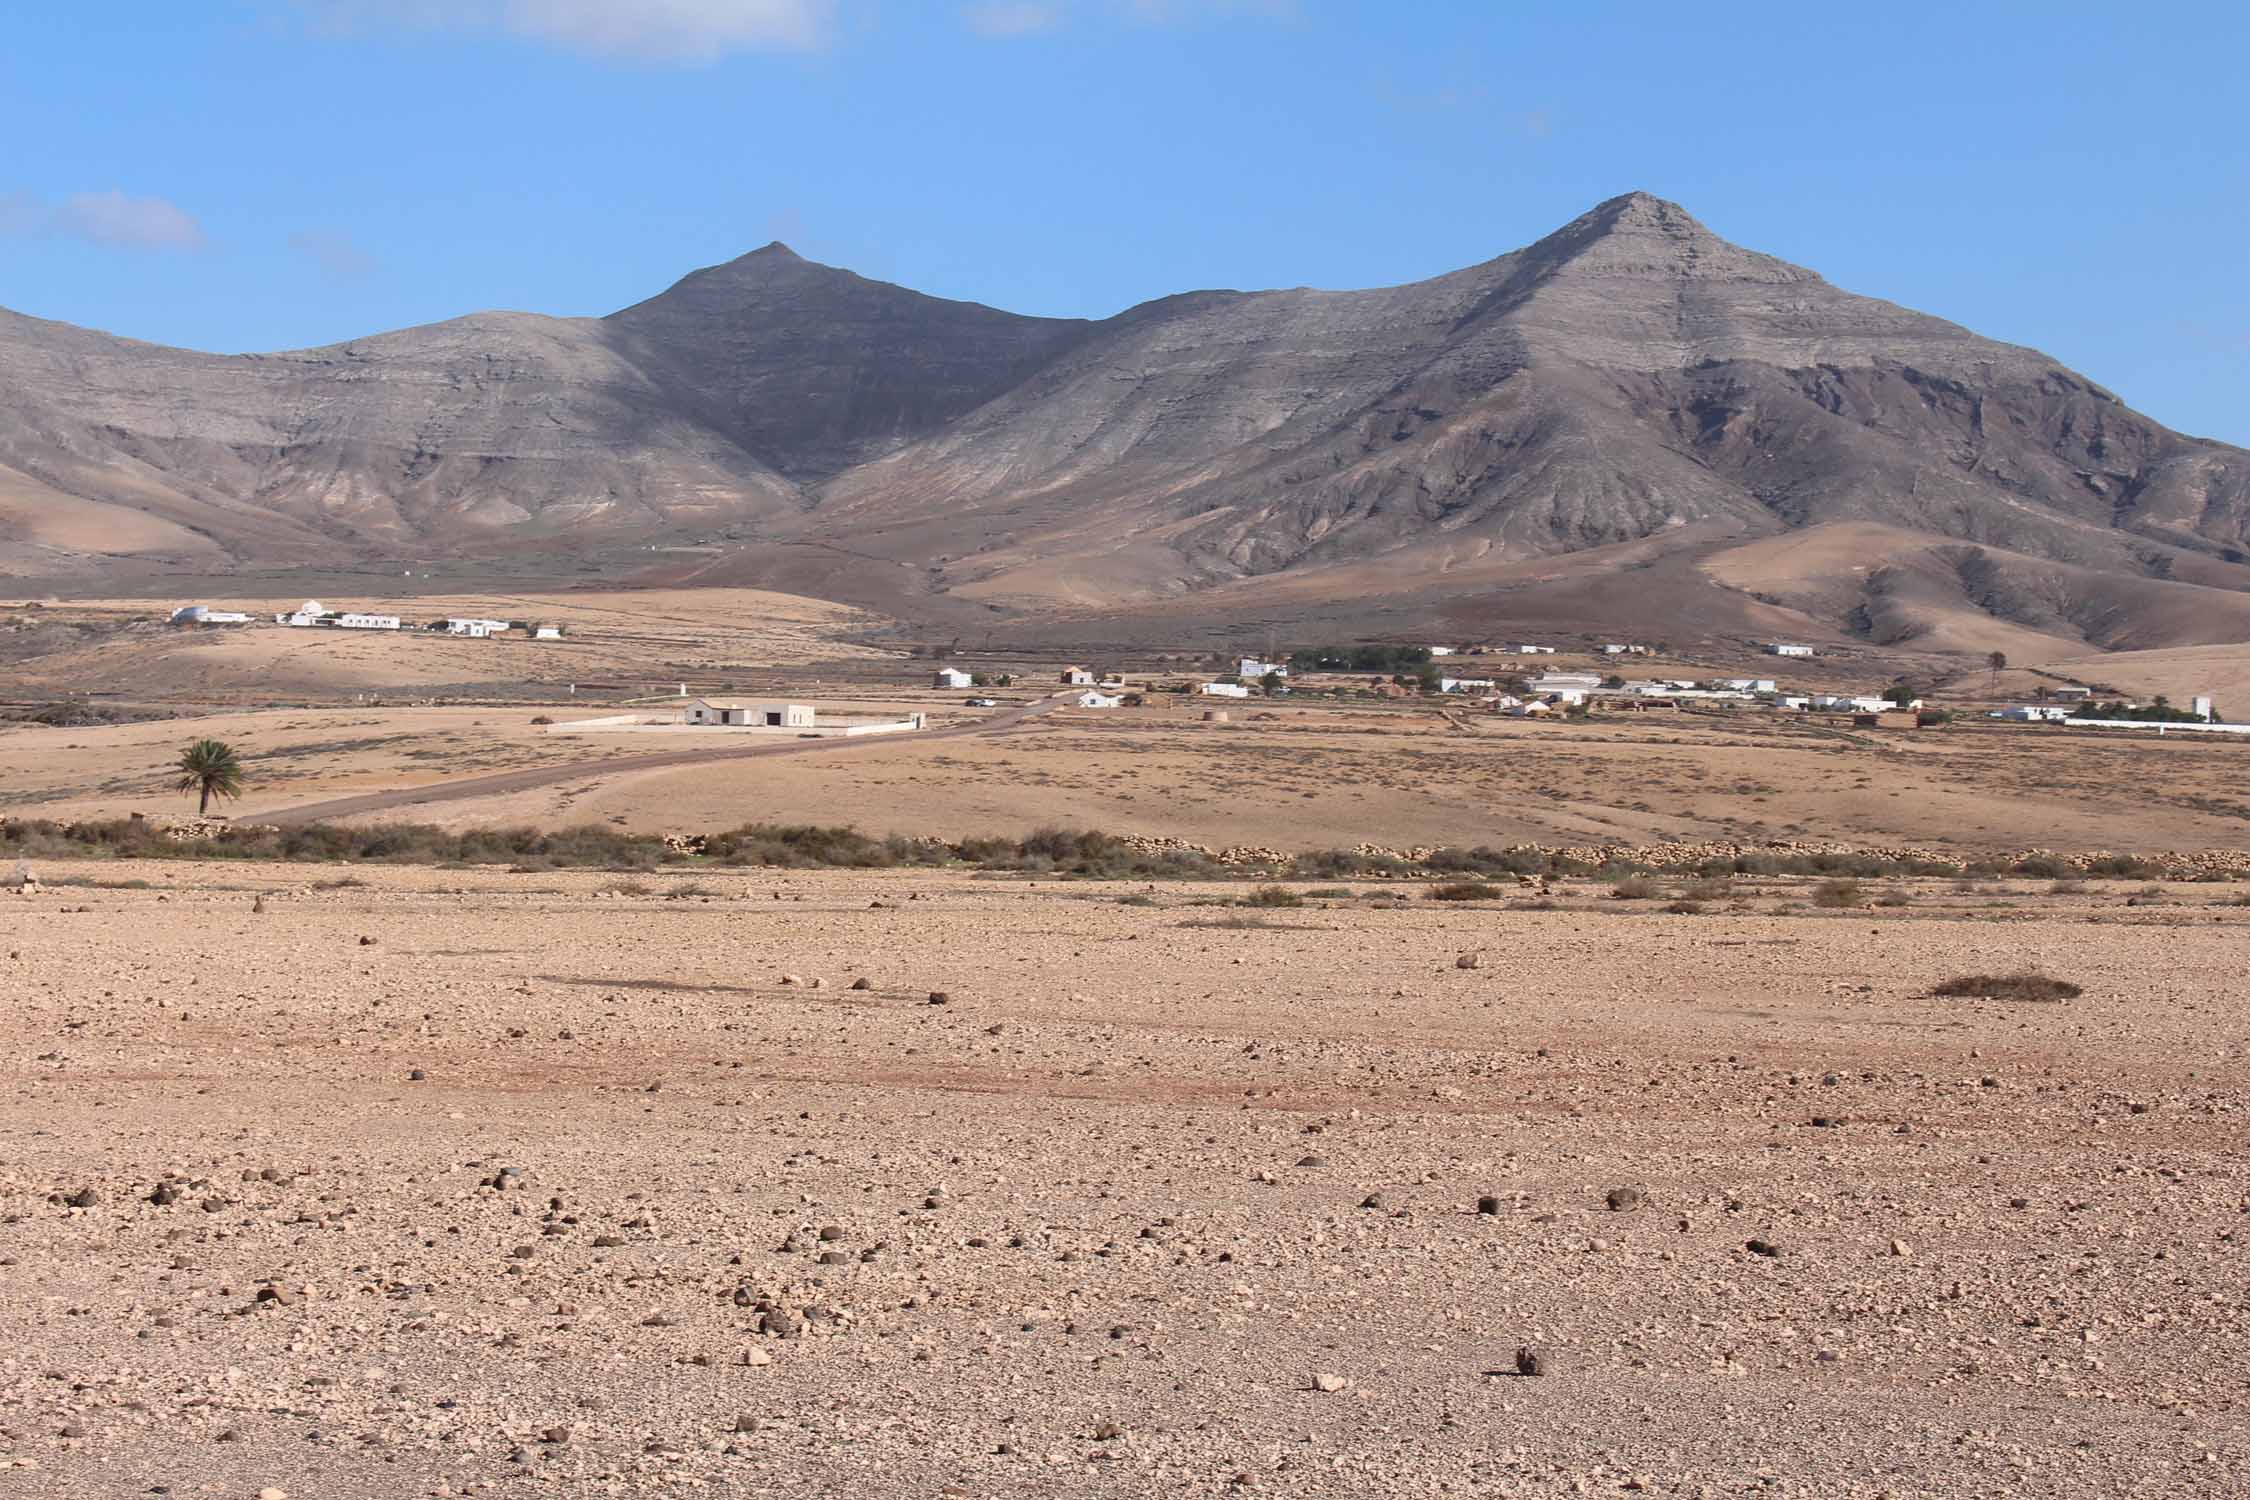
[259,694,1071,825]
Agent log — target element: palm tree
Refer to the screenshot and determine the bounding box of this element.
[174,739,246,816]
[1987,650,2007,692]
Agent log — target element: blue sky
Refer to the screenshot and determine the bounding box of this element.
[3,1,2245,443]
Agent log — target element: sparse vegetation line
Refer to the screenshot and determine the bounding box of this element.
[5,816,2247,883]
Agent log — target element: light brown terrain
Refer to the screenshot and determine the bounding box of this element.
[1,860,2245,1497]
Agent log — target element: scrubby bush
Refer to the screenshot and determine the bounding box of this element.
[1931,973,2082,1002]
[1811,878,1862,908]
[1609,876,1663,900]
[1427,881,1503,901]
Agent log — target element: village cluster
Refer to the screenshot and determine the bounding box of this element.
[933,638,2237,734]
[168,602,565,640]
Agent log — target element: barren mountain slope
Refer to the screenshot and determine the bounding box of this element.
[0,305,802,564]
[3,192,2246,654]
[815,195,2250,617]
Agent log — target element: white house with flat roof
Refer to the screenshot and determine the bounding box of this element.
[686,699,816,728]
[1200,681,1251,698]
[933,667,973,689]
[1765,643,1815,658]
[337,612,401,631]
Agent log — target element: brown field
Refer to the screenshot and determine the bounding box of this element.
[4,688,2247,857]
[2,858,2245,1497]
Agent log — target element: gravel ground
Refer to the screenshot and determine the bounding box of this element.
[1,862,2244,1498]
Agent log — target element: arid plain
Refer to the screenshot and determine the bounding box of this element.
[2,588,2247,1497]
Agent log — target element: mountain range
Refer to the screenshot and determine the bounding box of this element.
[4,192,2247,654]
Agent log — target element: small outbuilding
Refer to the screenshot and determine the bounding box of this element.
[933,667,974,689]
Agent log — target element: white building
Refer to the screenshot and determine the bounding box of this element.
[441,617,511,637]
[1507,644,1556,656]
[1722,678,1778,693]
[1427,646,1456,657]
[169,605,252,626]
[2192,695,2215,721]
[933,667,974,689]
[685,699,816,728]
[1505,700,1555,717]
[278,600,328,627]
[1199,681,1251,699]
[1072,690,1124,708]
[1237,657,1288,679]
[1439,677,1497,694]
[1994,705,2069,722]
[533,625,563,640]
[1529,672,1604,694]
[336,613,402,631]
[1059,666,1096,685]
[1765,643,1815,658]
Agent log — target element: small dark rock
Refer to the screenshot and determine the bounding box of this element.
[1515,1345,1558,1377]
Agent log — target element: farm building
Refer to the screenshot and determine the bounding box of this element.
[533,625,564,640]
[1765,643,1815,658]
[1059,666,1096,685]
[1439,677,1496,694]
[278,601,328,627]
[1200,681,1251,699]
[169,605,252,626]
[1072,690,1124,708]
[440,618,510,637]
[337,613,401,631]
[933,667,974,689]
[686,699,816,728]
[1237,657,1288,679]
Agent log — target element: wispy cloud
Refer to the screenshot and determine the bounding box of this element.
[0,190,207,250]
[288,228,378,280]
[957,0,1290,37]
[962,2,1060,37]
[300,0,833,62]
[1126,0,1295,21]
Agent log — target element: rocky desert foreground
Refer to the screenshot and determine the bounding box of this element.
[2,861,2244,1498]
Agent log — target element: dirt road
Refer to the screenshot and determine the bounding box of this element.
[259,693,1071,824]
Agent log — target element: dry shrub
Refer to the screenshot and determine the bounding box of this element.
[1427,881,1502,902]
[1609,876,1662,901]
[1811,879,1862,909]
[1931,973,2082,1002]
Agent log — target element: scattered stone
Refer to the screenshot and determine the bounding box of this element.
[1516,1345,1558,1377]
[65,1187,98,1209]
[1454,951,1483,970]
[927,991,951,1005]
[1311,1373,1347,1392]
[358,935,376,946]
[1476,1195,1501,1215]
[1604,1186,1644,1212]
[850,977,872,991]
[407,1069,427,1082]
[1091,1421,1124,1442]
[1889,1238,1911,1257]
[1746,1238,1785,1258]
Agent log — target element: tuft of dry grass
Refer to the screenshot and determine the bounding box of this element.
[1427,881,1503,902]
[1811,878,1862,909]
[1931,973,2082,1002]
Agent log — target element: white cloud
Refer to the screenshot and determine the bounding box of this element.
[962,2,1060,36]
[1126,0,1294,21]
[0,190,206,250]
[301,0,832,61]
[288,228,378,279]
